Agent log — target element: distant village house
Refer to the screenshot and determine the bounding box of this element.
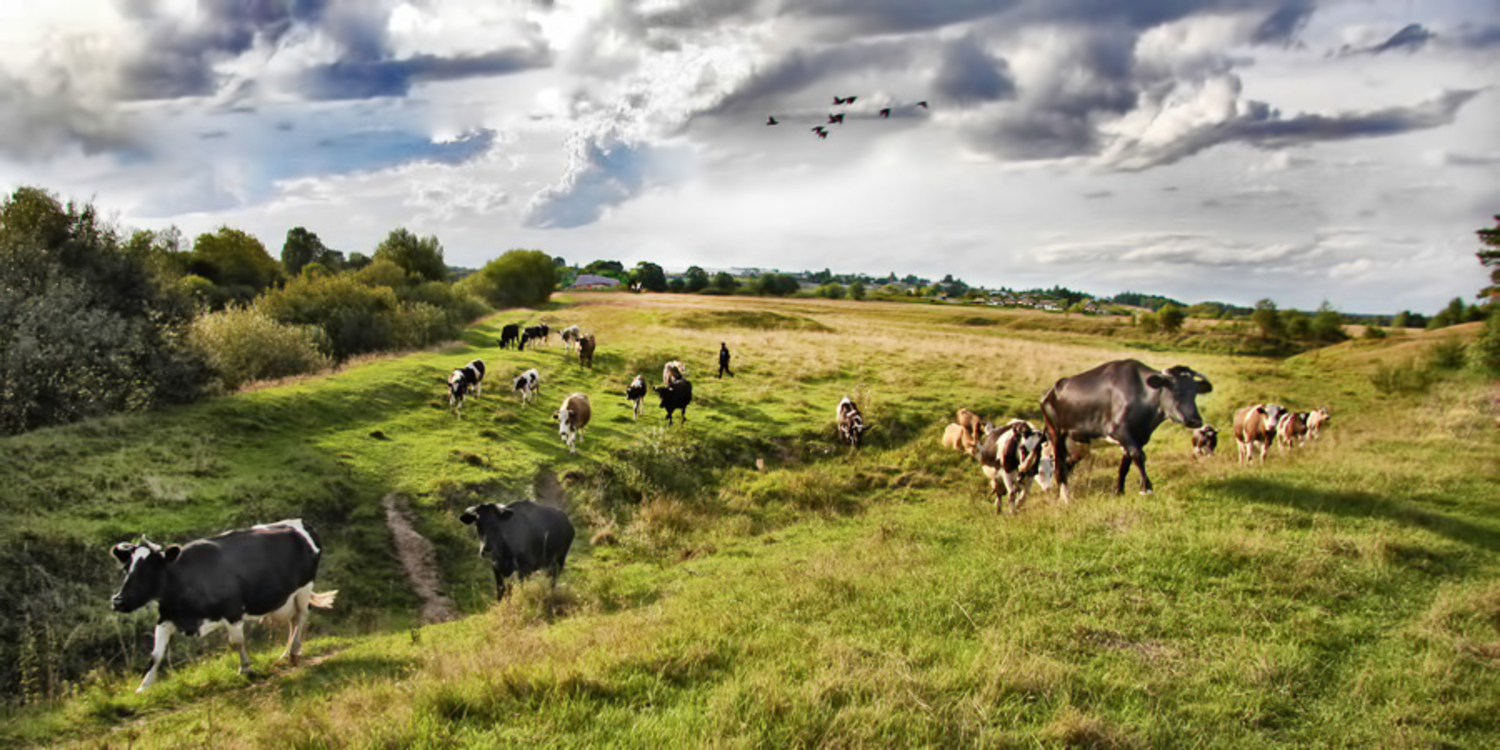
[571,274,622,290]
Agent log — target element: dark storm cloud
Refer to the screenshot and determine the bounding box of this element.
[1250,0,1314,44]
[299,47,552,100]
[934,36,1017,105]
[703,38,921,116]
[1335,23,1436,57]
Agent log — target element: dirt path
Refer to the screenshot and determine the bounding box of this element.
[382,493,458,624]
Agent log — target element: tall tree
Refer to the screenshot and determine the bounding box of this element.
[189,227,280,302]
[373,228,446,282]
[631,261,668,292]
[1478,214,1500,301]
[1252,298,1284,339]
[684,265,710,293]
[461,249,558,308]
[281,227,328,277]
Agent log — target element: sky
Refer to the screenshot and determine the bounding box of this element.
[1,0,1497,313]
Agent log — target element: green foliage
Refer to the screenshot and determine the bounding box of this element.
[1283,310,1311,339]
[282,227,333,277]
[1477,214,1499,300]
[188,227,280,304]
[0,187,207,434]
[347,252,372,271]
[1252,298,1284,339]
[631,262,668,292]
[1426,339,1468,371]
[1156,303,1185,333]
[461,250,558,309]
[752,273,800,297]
[1310,301,1348,343]
[1112,291,1184,311]
[1361,325,1387,340]
[1137,311,1160,334]
[815,282,845,299]
[258,274,400,359]
[848,280,866,300]
[373,229,447,283]
[683,266,710,293]
[189,306,331,391]
[1470,306,1500,373]
[1391,310,1425,328]
[710,271,739,293]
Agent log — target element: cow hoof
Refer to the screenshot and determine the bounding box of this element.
[1139,490,1153,496]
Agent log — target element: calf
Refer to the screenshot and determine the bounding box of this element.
[513,368,540,405]
[560,325,582,354]
[459,501,574,601]
[941,423,967,454]
[1192,425,1219,458]
[653,376,693,425]
[1277,411,1309,449]
[109,520,336,692]
[1233,404,1285,464]
[554,393,591,453]
[578,333,596,369]
[836,397,868,448]
[1306,407,1331,439]
[497,323,521,350]
[978,420,1048,514]
[956,408,986,448]
[663,360,687,386]
[447,359,485,415]
[625,375,647,420]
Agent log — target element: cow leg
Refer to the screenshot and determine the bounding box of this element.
[227,620,253,675]
[137,621,176,692]
[1048,427,1071,505]
[1115,450,1133,494]
[281,588,310,664]
[1133,448,1152,494]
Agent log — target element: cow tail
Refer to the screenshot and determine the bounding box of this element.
[309,590,339,609]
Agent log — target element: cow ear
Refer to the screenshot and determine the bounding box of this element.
[495,505,514,520]
[162,546,182,563]
[1146,373,1169,389]
[459,507,478,525]
[1195,379,1212,394]
[111,543,135,564]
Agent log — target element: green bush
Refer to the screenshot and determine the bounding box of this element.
[257,273,400,359]
[1370,359,1433,394]
[1427,339,1468,371]
[461,250,557,308]
[1471,307,1500,374]
[189,307,331,391]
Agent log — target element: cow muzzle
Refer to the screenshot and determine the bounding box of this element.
[110,594,128,612]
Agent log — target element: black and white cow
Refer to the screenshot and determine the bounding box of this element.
[519,326,544,350]
[447,359,485,414]
[836,397,868,448]
[1040,360,1212,501]
[977,420,1048,514]
[1192,425,1219,458]
[497,323,521,350]
[109,520,336,692]
[625,375,647,421]
[459,501,575,601]
[559,325,582,354]
[538,323,551,345]
[513,368,540,405]
[653,376,692,425]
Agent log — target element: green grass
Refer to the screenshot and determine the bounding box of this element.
[2,294,1497,748]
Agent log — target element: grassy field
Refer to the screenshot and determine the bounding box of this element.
[1,294,1496,748]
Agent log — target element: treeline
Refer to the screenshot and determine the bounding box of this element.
[0,187,557,435]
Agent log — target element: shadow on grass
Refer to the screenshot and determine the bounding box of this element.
[269,654,414,701]
[1201,476,1500,554]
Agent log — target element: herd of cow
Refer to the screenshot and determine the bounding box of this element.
[105,335,1334,694]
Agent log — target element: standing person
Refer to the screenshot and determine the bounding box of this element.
[718,342,734,378]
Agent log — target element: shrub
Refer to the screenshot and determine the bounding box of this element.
[1471,307,1500,374]
[1370,359,1433,394]
[1157,303,1185,333]
[257,273,400,359]
[189,307,331,391]
[1426,339,1468,371]
[461,250,557,308]
[1361,326,1387,340]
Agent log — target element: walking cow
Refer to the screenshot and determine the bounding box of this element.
[554,393,591,453]
[625,375,647,420]
[578,333,596,369]
[836,397,869,448]
[1040,360,1212,502]
[513,369,540,405]
[109,520,337,692]
[459,502,574,601]
[978,420,1048,514]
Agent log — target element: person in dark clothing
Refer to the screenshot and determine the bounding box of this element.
[718,342,734,378]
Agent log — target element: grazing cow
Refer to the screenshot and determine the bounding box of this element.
[1233,403,1287,464]
[1277,411,1310,449]
[978,420,1048,514]
[1040,360,1213,501]
[653,376,693,425]
[109,520,336,692]
[1192,425,1219,458]
[625,375,647,421]
[519,326,545,350]
[1306,407,1331,439]
[836,397,869,448]
[956,408,986,448]
[459,501,574,601]
[560,325,582,354]
[497,323,521,350]
[663,360,687,387]
[554,393,591,453]
[513,369,540,405]
[941,423,967,454]
[538,323,551,346]
[448,359,485,415]
[578,333,596,369]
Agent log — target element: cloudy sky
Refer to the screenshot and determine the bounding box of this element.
[2,0,1497,313]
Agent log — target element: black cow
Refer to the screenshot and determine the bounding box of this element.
[519,326,544,350]
[497,323,521,350]
[653,377,693,425]
[459,501,574,600]
[538,323,551,344]
[109,520,336,692]
[578,333,596,369]
[1040,360,1212,501]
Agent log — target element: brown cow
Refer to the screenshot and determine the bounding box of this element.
[941,423,968,454]
[1233,404,1286,464]
[1277,411,1309,449]
[578,333,596,369]
[554,393,591,453]
[956,408,986,448]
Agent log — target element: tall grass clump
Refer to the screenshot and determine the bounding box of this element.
[189,306,331,391]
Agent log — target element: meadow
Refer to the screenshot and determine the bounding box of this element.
[1,293,1496,749]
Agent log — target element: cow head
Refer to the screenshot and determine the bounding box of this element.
[109,538,181,613]
[513,375,530,393]
[460,504,515,566]
[448,371,470,402]
[1017,429,1046,476]
[1146,365,1212,428]
[554,403,576,437]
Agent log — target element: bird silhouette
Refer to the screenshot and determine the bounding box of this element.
[766,115,778,126]
[827,113,845,125]
[916,101,929,109]
[811,126,828,139]
[879,108,891,118]
[833,95,858,105]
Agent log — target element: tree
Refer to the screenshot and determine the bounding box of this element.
[461,249,558,309]
[816,282,845,299]
[755,273,800,297]
[848,280,866,300]
[189,227,281,303]
[1427,297,1468,329]
[631,261,668,292]
[1478,214,1500,301]
[1472,215,1500,372]
[281,227,328,277]
[1137,312,1160,334]
[1157,303,1185,333]
[684,266,710,293]
[373,228,446,282]
[1252,298,1284,339]
[1310,301,1347,342]
[347,252,372,271]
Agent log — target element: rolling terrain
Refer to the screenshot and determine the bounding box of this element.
[2,294,1496,749]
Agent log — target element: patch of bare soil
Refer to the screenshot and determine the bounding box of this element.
[382,494,458,624]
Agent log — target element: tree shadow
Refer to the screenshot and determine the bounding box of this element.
[1198,476,1500,554]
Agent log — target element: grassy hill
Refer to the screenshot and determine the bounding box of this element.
[2,295,1497,748]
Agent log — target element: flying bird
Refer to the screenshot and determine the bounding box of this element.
[879,108,891,118]
[916,101,929,109]
[833,95,858,105]
[827,113,845,125]
[766,115,778,126]
[811,126,828,139]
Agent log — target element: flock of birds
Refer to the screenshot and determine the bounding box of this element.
[765,94,930,140]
